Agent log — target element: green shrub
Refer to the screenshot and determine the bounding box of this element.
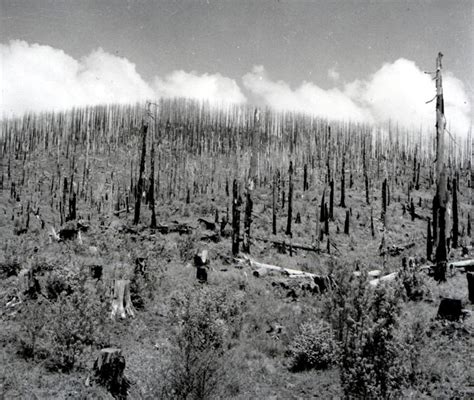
[288,320,338,372]
[397,262,430,301]
[176,232,199,262]
[45,273,111,372]
[16,298,49,360]
[0,257,21,278]
[324,269,410,398]
[159,286,245,400]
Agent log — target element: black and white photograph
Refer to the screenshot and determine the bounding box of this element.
[0,0,472,398]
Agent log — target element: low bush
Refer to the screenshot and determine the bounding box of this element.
[158,286,245,400]
[45,274,111,372]
[288,320,338,372]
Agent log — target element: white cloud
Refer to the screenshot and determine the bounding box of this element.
[1,40,470,137]
[354,58,470,136]
[0,40,245,117]
[243,60,471,136]
[154,70,246,104]
[243,65,372,123]
[0,40,154,116]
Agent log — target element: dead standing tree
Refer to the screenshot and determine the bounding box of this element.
[432,53,448,282]
[133,123,147,225]
[243,109,259,253]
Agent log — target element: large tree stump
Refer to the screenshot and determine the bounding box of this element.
[111,280,135,319]
[467,272,474,304]
[437,298,462,321]
[91,348,130,399]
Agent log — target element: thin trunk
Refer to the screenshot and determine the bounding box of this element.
[134,123,147,225]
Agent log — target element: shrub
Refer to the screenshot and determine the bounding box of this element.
[0,257,21,278]
[45,273,111,372]
[176,232,199,262]
[397,261,430,301]
[159,286,245,399]
[288,320,338,372]
[16,298,49,360]
[324,269,410,398]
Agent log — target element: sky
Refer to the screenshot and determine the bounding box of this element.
[1,0,472,135]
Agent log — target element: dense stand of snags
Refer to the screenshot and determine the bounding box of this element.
[0,65,471,260]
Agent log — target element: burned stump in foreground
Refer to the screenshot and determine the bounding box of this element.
[437,298,463,321]
[91,348,130,399]
[467,272,474,304]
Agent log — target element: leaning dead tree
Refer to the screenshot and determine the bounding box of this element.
[432,52,448,282]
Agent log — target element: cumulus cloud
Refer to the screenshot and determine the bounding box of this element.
[154,70,246,104]
[242,65,371,123]
[243,60,471,136]
[0,40,245,117]
[1,40,470,137]
[0,40,154,116]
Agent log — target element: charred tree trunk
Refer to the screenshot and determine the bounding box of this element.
[434,53,447,283]
[452,178,458,248]
[232,180,242,256]
[303,164,308,191]
[381,178,387,227]
[329,180,334,220]
[149,140,157,229]
[427,217,433,261]
[91,348,130,399]
[286,161,293,236]
[272,173,277,235]
[243,192,253,253]
[344,210,350,234]
[243,110,259,253]
[134,124,147,225]
[339,156,346,208]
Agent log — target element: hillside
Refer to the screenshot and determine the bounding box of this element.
[0,101,472,399]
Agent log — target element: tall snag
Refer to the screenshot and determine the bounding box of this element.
[134,123,147,225]
[286,161,293,236]
[433,53,448,282]
[243,109,259,253]
[232,179,242,256]
[149,139,157,228]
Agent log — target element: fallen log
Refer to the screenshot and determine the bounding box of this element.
[369,272,398,286]
[420,259,474,273]
[353,270,382,278]
[242,236,321,253]
[154,223,194,235]
[237,255,319,279]
[380,242,416,257]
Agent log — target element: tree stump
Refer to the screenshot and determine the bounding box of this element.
[467,272,474,304]
[437,298,462,321]
[194,249,209,283]
[91,348,130,399]
[111,280,135,319]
